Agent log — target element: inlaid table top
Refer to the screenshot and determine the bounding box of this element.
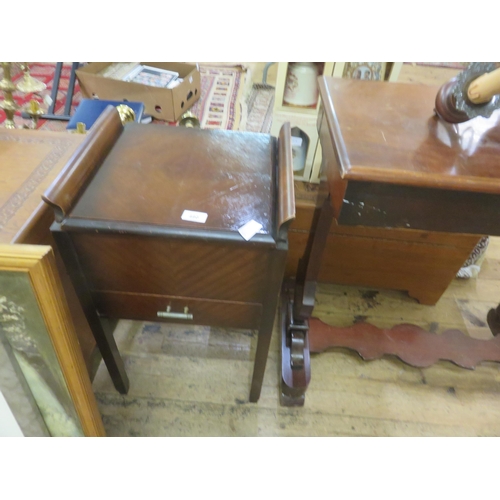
[0,129,83,243]
[318,77,500,194]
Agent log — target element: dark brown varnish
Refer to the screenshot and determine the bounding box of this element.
[44,107,296,403]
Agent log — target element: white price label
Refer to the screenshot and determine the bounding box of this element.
[238,220,263,241]
[291,136,303,147]
[181,210,208,224]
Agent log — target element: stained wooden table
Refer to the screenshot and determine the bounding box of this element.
[43,107,295,402]
[281,76,500,406]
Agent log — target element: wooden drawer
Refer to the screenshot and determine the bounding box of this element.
[93,291,262,330]
[71,233,271,303]
[285,183,483,306]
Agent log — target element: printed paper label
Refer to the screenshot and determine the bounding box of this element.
[238,220,263,241]
[181,210,208,223]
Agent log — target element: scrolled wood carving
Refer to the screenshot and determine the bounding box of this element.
[309,317,500,369]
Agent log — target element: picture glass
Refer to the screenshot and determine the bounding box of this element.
[0,271,84,436]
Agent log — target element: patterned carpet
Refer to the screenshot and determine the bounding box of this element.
[187,65,246,130]
[0,63,249,132]
[0,63,83,131]
[240,83,274,134]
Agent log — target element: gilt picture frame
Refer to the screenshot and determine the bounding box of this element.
[0,244,105,436]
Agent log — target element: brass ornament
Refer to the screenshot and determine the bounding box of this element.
[16,63,46,93]
[75,122,86,134]
[24,99,45,129]
[116,104,135,125]
[0,62,20,129]
[178,111,200,128]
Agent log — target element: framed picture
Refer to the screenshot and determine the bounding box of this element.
[343,62,384,81]
[0,244,105,437]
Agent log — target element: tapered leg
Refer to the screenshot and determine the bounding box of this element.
[249,247,288,403]
[52,226,129,394]
[249,316,274,403]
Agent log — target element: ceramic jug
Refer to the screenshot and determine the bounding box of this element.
[283,62,319,107]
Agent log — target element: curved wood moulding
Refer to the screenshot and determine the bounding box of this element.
[277,121,296,239]
[308,317,500,369]
[42,106,123,222]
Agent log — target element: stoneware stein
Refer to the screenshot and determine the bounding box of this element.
[284,62,319,107]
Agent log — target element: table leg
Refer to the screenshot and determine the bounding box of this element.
[280,193,335,406]
[280,279,311,406]
[293,194,335,320]
[488,305,500,336]
[250,247,288,403]
[52,227,129,394]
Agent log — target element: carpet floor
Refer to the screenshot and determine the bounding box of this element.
[0,63,253,132]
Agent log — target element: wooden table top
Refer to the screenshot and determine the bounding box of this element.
[70,124,276,236]
[318,76,500,194]
[0,129,84,243]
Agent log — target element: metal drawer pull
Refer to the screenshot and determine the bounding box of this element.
[157,305,193,320]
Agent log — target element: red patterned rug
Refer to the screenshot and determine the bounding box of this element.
[184,65,246,130]
[240,83,274,134]
[0,62,83,131]
[0,63,247,132]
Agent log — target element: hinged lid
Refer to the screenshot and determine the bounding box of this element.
[68,124,277,237]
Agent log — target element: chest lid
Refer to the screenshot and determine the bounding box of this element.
[62,120,277,237]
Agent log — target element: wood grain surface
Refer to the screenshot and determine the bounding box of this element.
[318,77,500,193]
[0,128,84,243]
[49,120,293,403]
[42,106,123,222]
[286,183,481,305]
[69,124,276,236]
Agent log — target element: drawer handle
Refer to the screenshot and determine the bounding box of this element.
[157,305,193,320]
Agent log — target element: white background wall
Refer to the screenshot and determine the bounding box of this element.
[0,389,24,437]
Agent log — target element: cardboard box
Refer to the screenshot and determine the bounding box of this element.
[76,62,201,122]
